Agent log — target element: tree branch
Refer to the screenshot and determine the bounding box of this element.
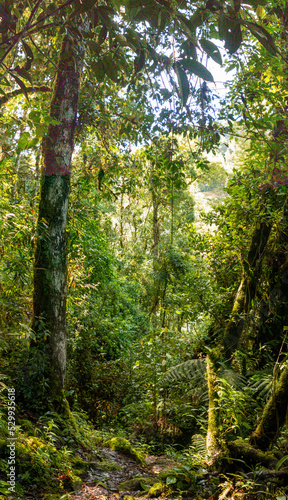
[0,85,51,106]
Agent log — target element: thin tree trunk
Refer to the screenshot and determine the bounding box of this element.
[31,28,85,404]
[152,193,159,265]
[206,354,220,458]
[120,187,124,249]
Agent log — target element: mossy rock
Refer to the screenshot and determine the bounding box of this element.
[69,473,82,490]
[18,418,35,436]
[70,456,91,473]
[93,460,122,471]
[148,482,164,497]
[104,437,145,466]
[15,435,63,490]
[118,476,155,492]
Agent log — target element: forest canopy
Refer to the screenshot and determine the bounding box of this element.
[1,1,288,499]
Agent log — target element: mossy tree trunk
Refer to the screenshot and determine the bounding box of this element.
[250,361,288,450]
[31,28,85,405]
[249,204,288,450]
[206,354,220,458]
[223,219,271,358]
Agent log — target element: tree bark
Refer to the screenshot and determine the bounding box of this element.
[206,354,221,458]
[223,219,272,358]
[31,27,85,404]
[250,362,288,451]
[226,439,276,468]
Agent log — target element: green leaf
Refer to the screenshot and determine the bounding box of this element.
[29,110,41,123]
[10,73,29,101]
[35,124,46,138]
[91,60,105,82]
[114,51,129,74]
[70,0,97,17]
[276,455,288,471]
[125,28,141,49]
[87,40,101,57]
[102,54,119,82]
[22,40,33,60]
[22,40,34,70]
[199,39,222,65]
[14,65,33,84]
[134,47,145,73]
[174,62,190,107]
[147,44,161,63]
[177,13,197,41]
[27,137,40,148]
[17,132,30,151]
[98,26,107,45]
[166,476,177,485]
[181,59,214,82]
[245,21,277,56]
[218,15,242,54]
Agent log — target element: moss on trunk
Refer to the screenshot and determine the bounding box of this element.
[223,219,271,358]
[250,362,288,450]
[30,27,85,406]
[206,354,220,458]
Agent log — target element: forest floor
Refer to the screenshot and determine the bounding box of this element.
[68,448,182,500]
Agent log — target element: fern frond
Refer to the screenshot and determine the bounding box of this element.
[221,368,247,389]
[163,358,207,386]
[191,434,207,457]
[248,373,273,400]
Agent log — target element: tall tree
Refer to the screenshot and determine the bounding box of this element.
[31,23,86,404]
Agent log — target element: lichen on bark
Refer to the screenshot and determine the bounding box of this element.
[30,25,86,405]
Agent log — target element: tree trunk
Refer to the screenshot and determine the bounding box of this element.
[206,354,220,458]
[223,219,271,358]
[250,362,288,450]
[152,192,159,265]
[31,28,85,404]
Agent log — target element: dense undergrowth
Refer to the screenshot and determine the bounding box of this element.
[1,396,288,499]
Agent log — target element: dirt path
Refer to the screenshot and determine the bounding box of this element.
[69,448,179,500]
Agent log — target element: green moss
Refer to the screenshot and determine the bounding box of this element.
[70,456,91,473]
[104,437,145,466]
[18,418,35,436]
[95,460,123,471]
[227,439,276,468]
[148,482,164,497]
[69,472,82,490]
[118,476,155,492]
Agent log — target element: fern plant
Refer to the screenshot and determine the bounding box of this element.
[162,357,249,440]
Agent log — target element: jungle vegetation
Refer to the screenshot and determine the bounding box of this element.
[1,0,288,498]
